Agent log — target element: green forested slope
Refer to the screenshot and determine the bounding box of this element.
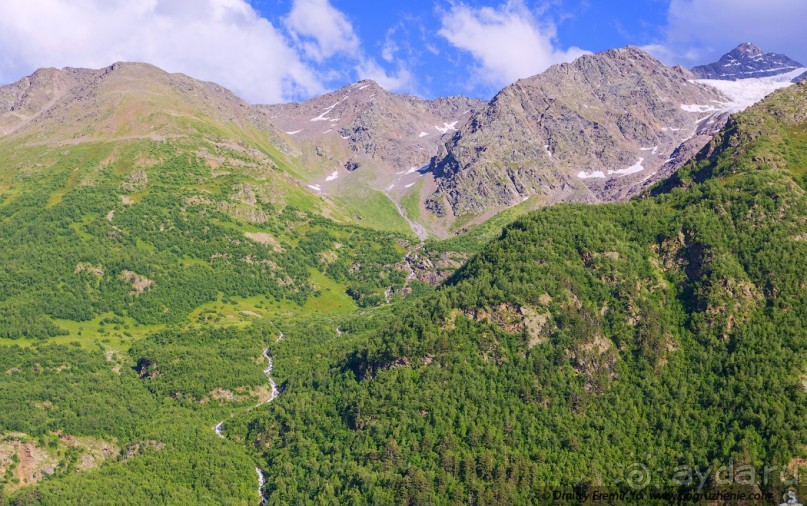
[219,83,807,503]
[0,136,415,341]
[0,66,425,503]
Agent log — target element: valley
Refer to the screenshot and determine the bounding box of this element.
[0,41,804,504]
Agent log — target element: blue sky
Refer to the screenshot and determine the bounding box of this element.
[1,0,805,103]
[248,0,675,98]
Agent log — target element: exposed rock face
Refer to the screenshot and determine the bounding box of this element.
[0,67,93,135]
[426,47,728,218]
[692,42,804,81]
[259,80,484,174]
[0,433,118,492]
[406,249,469,285]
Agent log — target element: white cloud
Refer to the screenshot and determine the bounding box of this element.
[283,0,416,94]
[381,29,400,63]
[355,58,415,93]
[437,0,588,87]
[644,0,807,66]
[283,0,360,62]
[0,0,324,103]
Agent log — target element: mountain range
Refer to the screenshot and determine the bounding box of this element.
[2,43,803,239]
[252,42,807,235]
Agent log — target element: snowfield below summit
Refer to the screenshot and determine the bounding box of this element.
[692,67,806,113]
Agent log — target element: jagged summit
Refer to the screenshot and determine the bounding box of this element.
[424,46,726,223]
[692,42,804,80]
[353,79,381,89]
[259,80,483,174]
[259,79,484,229]
[734,42,763,58]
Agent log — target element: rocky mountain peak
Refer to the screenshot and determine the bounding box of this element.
[354,79,381,90]
[0,67,90,135]
[692,42,804,80]
[606,45,655,59]
[425,46,728,224]
[0,62,292,153]
[258,80,484,207]
[732,42,763,59]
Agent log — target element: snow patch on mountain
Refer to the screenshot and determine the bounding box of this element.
[608,158,645,176]
[577,170,606,179]
[311,103,338,122]
[694,67,805,113]
[406,164,429,174]
[680,104,720,113]
[434,121,458,134]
